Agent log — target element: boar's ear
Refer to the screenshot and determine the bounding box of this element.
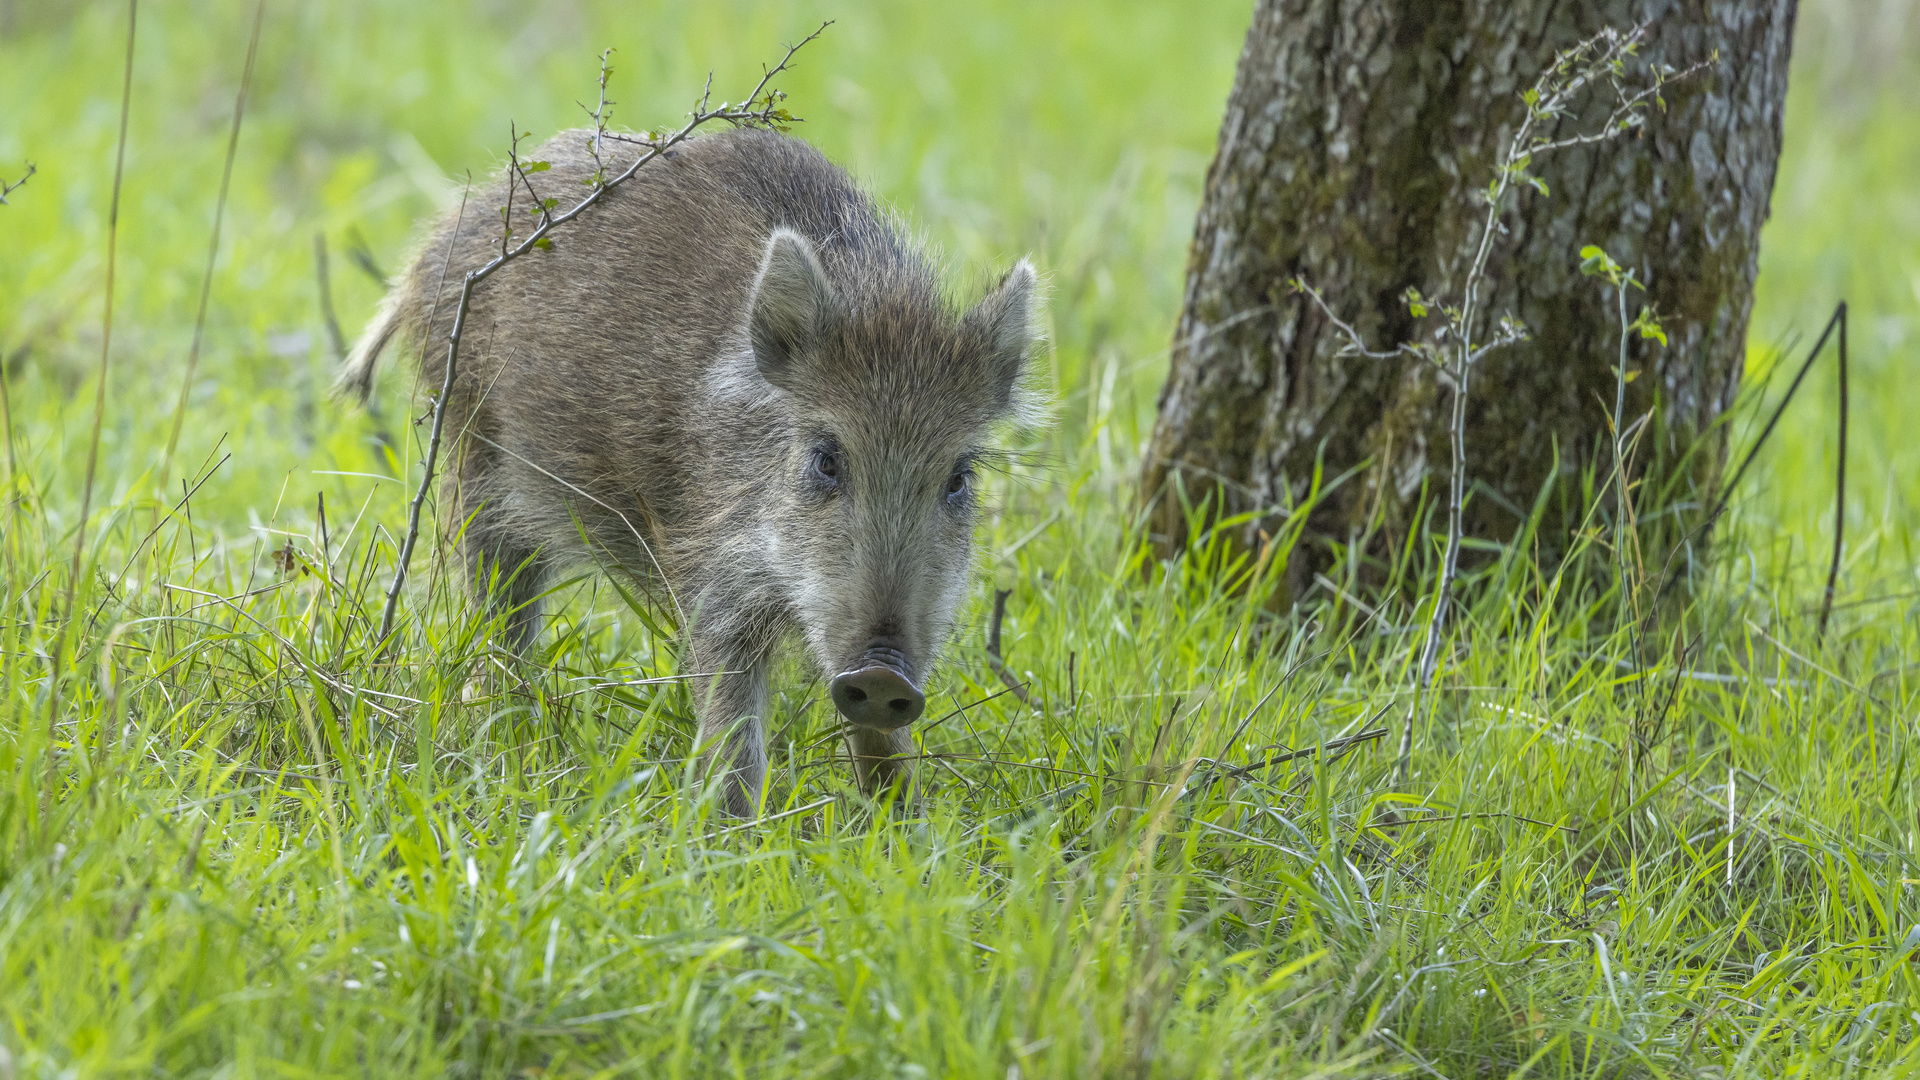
[748,228,837,389]
[961,259,1043,422]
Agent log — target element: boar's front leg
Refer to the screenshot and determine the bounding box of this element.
[467,527,548,654]
[689,632,770,818]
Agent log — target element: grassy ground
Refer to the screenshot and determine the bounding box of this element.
[2,1,1917,1076]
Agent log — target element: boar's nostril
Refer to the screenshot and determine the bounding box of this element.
[830,664,924,731]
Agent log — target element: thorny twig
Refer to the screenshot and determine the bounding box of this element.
[377,23,831,647]
[499,125,519,257]
[507,125,558,236]
[0,162,33,205]
[579,47,616,186]
[1290,285,1424,363]
[1289,24,1712,783]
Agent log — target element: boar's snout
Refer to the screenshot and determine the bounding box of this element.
[830,643,925,730]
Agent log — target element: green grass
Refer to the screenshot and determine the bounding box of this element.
[3,1,1918,1076]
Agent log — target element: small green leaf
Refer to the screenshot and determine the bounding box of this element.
[1579,244,1622,280]
[526,160,551,173]
[1402,287,1427,318]
[1522,88,1540,107]
[1528,176,1549,196]
[1632,307,1668,347]
[533,237,552,251]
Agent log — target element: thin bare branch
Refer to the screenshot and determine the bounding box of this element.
[1386,24,1714,782]
[0,162,34,205]
[1290,278,1424,362]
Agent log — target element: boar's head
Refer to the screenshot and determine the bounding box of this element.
[745,228,1039,732]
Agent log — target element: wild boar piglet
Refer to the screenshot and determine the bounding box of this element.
[341,127,1043,816]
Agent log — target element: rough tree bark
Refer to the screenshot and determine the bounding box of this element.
[1142,0,1797,590]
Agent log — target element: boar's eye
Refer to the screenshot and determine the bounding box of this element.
[810,447,844,488]
[944,467,974,505]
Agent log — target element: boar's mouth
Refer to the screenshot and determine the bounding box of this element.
[828,643,925,731]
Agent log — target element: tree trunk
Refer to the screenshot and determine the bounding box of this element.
[1141,0,1797,592]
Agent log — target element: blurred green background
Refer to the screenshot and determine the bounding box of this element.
[1,0,1915,589]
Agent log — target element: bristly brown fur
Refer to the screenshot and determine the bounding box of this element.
[342,126,1043,815]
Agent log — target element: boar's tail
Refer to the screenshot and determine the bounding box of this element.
[334,287,406,402]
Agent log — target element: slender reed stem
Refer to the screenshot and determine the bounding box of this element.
[161,0,265,481]
[45,0,137,799]
[0,336,16,489]
[316,233,349,361]
[1817,303,1848,638]
[64,0,138,628]
[1612,278,1631,579]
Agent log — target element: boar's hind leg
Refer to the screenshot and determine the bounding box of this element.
[467,529,548,653]
[690,635,770,818]
[846,727,916,805]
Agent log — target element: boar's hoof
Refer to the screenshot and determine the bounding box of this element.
[831,665,924,730]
